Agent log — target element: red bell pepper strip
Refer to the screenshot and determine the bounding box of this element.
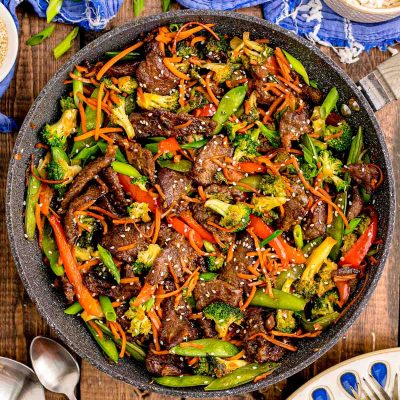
[193,103,217,117]
[237,162,267,174]
[158,137,181,153]
[335,280,351,308]
[167,216,203,248]
[249,215,306,268]
[339,208,378,269]
[118,173,158,213]
[180,211,216,244]
[48,215,103,317]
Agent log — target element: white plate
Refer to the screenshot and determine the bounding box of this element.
[287,347,400,399]
[0,2,18,83]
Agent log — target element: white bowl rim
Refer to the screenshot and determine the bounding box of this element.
[341,0,400,14]
[0,2,18,84]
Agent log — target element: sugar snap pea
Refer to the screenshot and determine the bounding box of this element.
[250,288,307,312]
[85,321,119,363]
[170,338,239,357]
[25,169,41,241]
[301,311,340,332]
[320,87,339,119]
[42,224,64,276]
[99,295,117,322]
[155,375,214,387]
[64,302,83,315]
[212,85,247,134]
[205,362,279,390]
[293,225,304,249]
[157,159,193,173]
[95,321,146,361]
[72,69,84,108]
[97,244,120,284]
[327,192,347,261]
[111,161,141,178]
[97,141,127,163]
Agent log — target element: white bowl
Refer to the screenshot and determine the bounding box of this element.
[324,0,400,22]
[0,2,18,83]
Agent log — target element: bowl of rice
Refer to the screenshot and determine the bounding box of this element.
[0,2,18,83]
[324,0,400,22]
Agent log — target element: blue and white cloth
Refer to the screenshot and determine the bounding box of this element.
[0,0,124,132]
[178,0,400,63]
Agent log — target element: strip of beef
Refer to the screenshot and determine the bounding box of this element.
[61,277,75,304]
[198,318,217,338]
[115,302,131,333]
[96,196,121,217]
[146,233,205,287]
[64,185,106,245]
[279,108,312,150]
[243,307,286,363]
[136,41,179,95]
[279,181,308,231]
[301,84,323,104]
[106,61,140,78]
[220,233,256,294]
[303,200,327,241]
[255,81,275,105]
[108,132,156,183]
[145,345,186,376]
[347,186,364,221]
[347,163,380,194]
[158,168,191,209]
[190,202,234,245]
[193,136,233,186]
[126,142,156,183]
[60,145,116,211]
[160,297,198,349]
[129,109,216,139]
[101,167,129,213]
[204,184,247,203]
[101,223,150,263]
[83,272,140,301]
[193,279,242,310]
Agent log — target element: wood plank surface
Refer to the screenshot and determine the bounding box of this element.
[0,1,399,399]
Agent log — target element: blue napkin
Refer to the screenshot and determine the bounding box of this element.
[177,0,400,63]
[0,0,124,133]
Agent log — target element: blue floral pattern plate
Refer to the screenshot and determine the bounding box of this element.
[287,347,400,400]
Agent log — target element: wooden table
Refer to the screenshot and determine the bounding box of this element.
[0,1,399,399]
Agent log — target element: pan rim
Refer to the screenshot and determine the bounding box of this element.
[6,10,396,398]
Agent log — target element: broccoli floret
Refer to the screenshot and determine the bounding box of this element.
[205,34,229,62]
[299,158,318,181]
[60,96,77,112]
[214,170,229,185]
[251,196,287,215]
[125,93,136,115]
[178,87,207,113]
[324,121,352,152]
[176,41,198,59]
[276,309,297,333]
[40,108,78,149]
[133,244,162,274]
[310,106,325,137]
[242,91,259,124]
[194,356,247,378]
[204,199,251,232]
[46,147,82,190]
[231,32,273,66]
[311,290,339,319]
[203,301,244,338]
[319,150,348,191]
[341,233,357,254]
[233,128,260,161]
[124,298,154,337]
[131,175,148,191]
[118,76,138,94]
[316,259,338,297]
[137,89,179,112]
[110,95,135,139]
[127,202,151,223]
[101,77,121,93]
[356,215,371,235]
[206,254,225,272]
[202,62,240,83]
[224,120,247,141]
[259,174,287,198]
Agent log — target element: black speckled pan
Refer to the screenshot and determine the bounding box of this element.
[6,11,395,398]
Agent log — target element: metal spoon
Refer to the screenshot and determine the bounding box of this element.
[30,336,80,400]
[0,356,45,400]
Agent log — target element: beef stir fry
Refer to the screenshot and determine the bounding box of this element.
[25,22,384,390]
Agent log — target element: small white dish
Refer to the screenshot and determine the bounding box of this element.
[0,2,18,83]
[287,347,400,399]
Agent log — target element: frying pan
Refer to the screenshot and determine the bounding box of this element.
[6,10,396,397]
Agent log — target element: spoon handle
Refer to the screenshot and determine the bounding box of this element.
[67,393,77,400]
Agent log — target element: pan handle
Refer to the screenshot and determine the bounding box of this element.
[357,52,400,111]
